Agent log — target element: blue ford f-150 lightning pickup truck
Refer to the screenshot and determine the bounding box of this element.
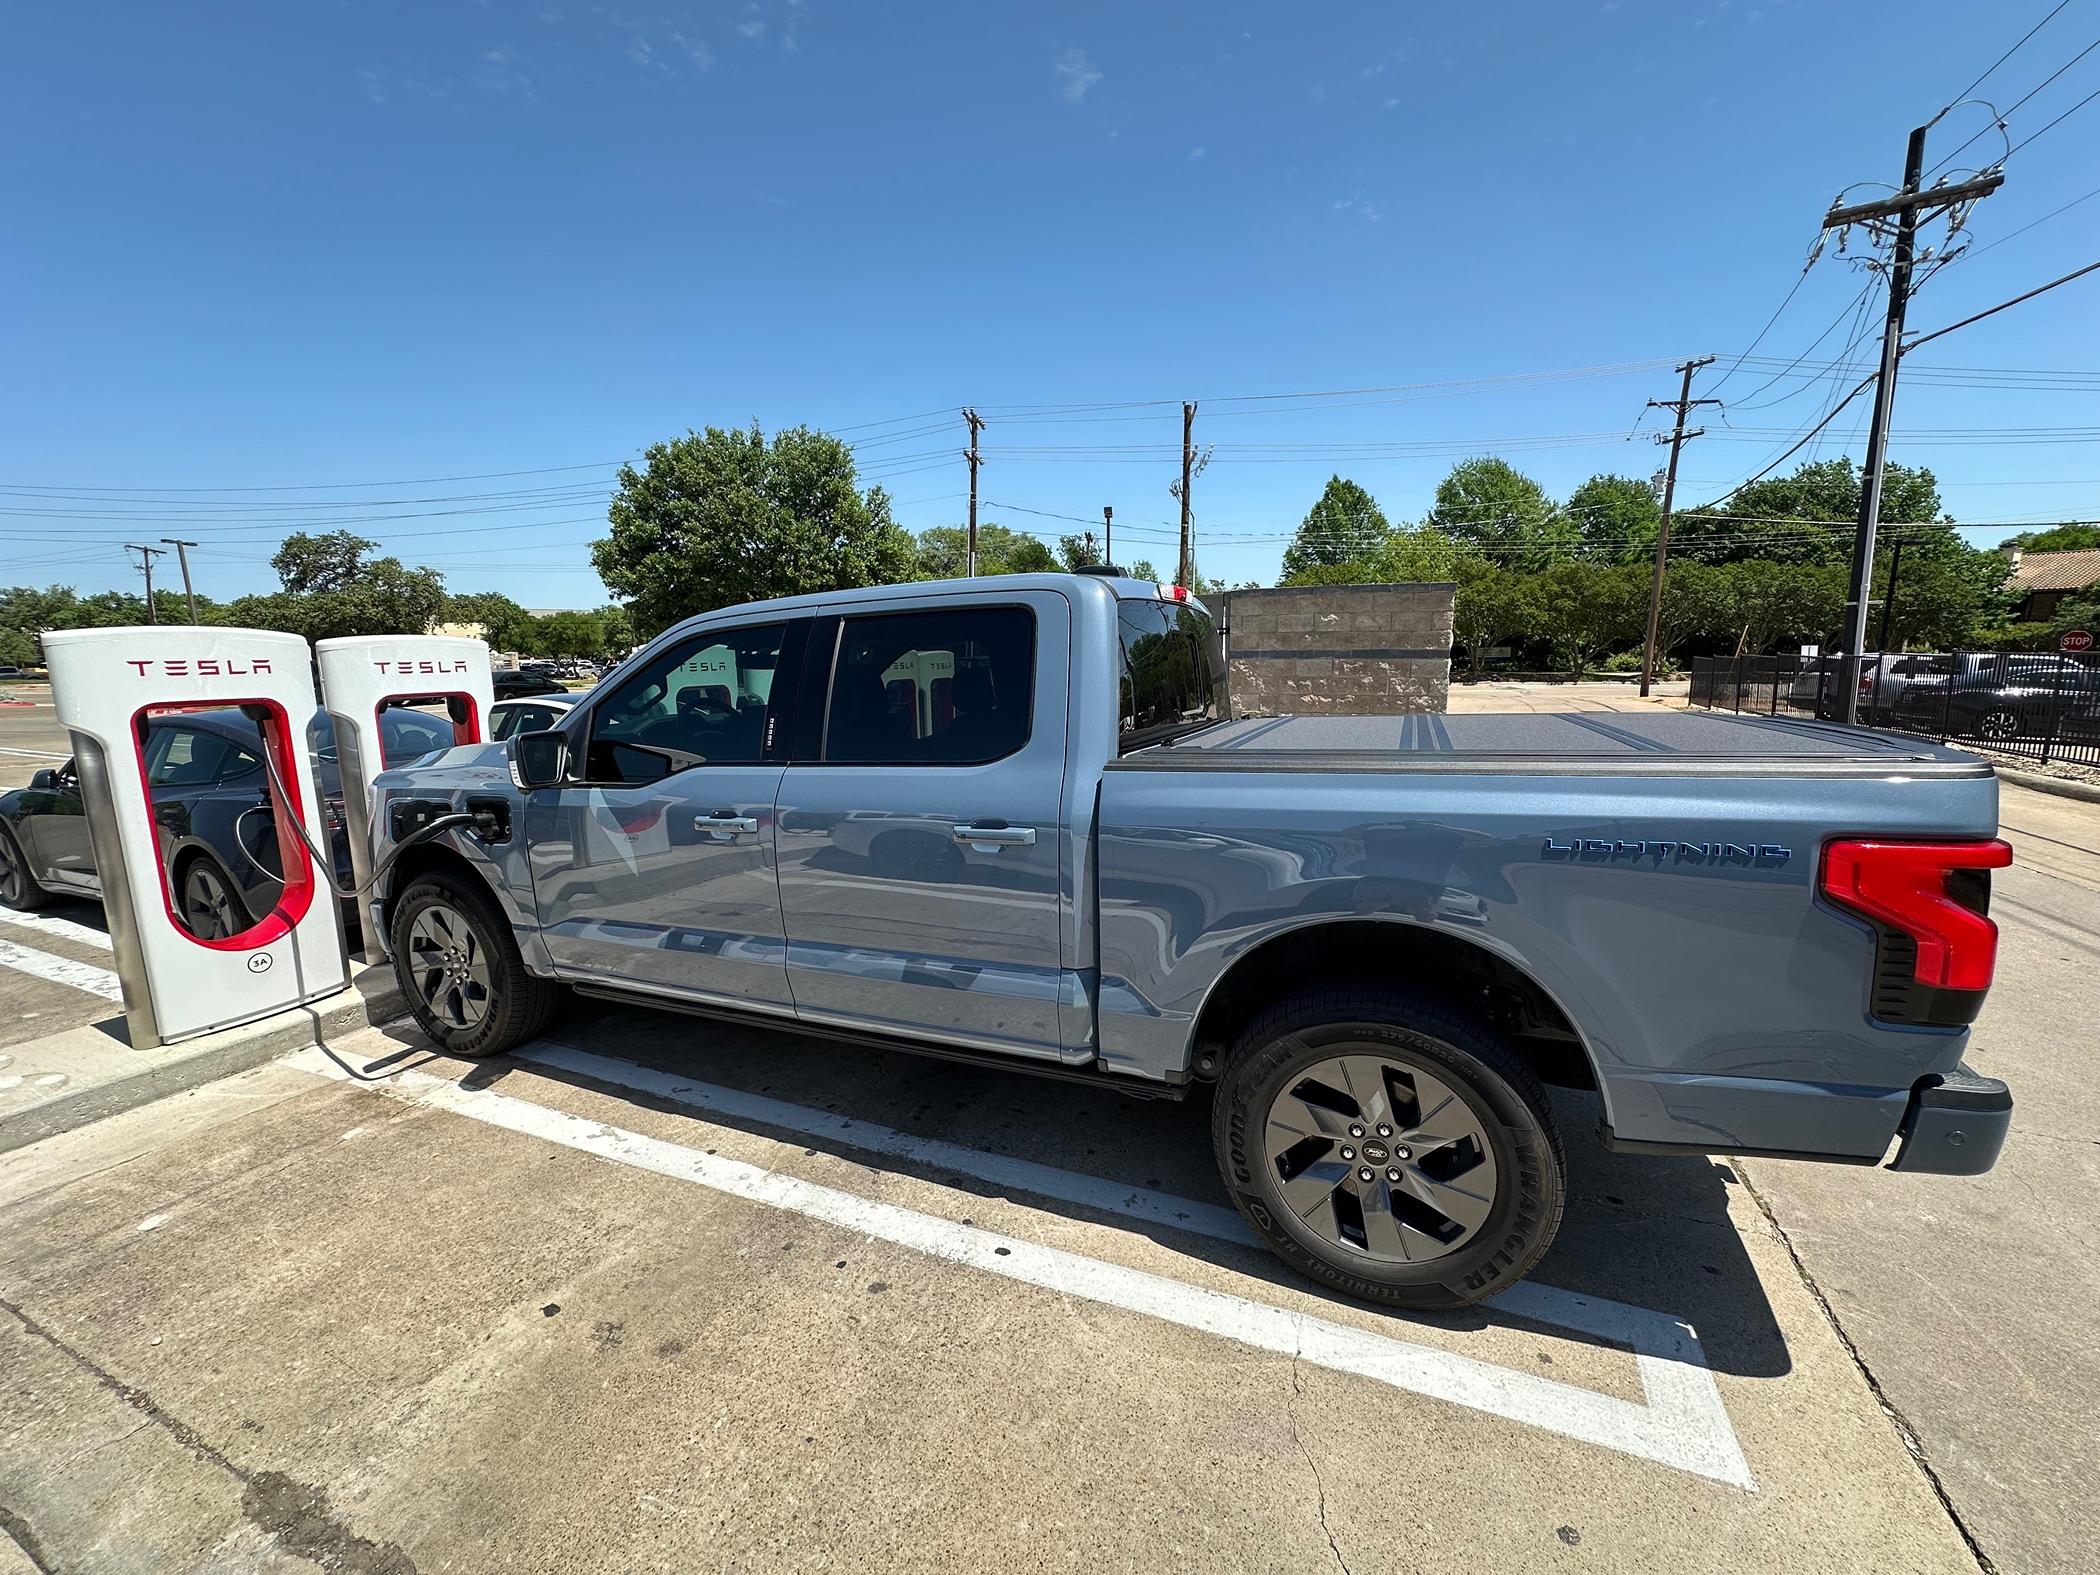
[365,572,2014,1309]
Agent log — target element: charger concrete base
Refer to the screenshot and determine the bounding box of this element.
[0,962,404,1156]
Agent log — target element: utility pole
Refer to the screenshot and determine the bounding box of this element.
[1178,402,1196,588]
[160,538,200,623]
[126,544,166,625]
[1638,357,1718,697]
[963,408,986,576]
[1825,129,2001,723]
[1102,505,1113,568]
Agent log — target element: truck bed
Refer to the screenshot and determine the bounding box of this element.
[1112,710,1990,777]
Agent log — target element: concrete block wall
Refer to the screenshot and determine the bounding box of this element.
[1219,583,1455,715]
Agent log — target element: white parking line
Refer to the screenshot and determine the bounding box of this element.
[0,746,68,759]
[520,1041,1254,1243]
[290,1047,1754,1489]
[0,937,124,1002]
[0,909,114,952]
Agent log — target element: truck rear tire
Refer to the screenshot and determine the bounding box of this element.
[390,870,556,1059]
[1211,984,1566,1311]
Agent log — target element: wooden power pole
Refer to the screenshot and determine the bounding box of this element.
[1822,129,2000,722]
[1638,357,1718,697]
[161,537,200,623]
[1178,401,1196,587]
[126,544,166,625]
[963,408,986,576]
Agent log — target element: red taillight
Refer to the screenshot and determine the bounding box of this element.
[1821,839,2013,992]
[1164,583,1190,601]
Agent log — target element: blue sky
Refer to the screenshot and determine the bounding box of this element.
[4,0,2098,606]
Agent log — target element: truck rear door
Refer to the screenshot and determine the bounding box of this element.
[773,589,1072,1059]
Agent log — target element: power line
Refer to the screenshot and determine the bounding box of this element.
[1967,183,2100,258]
[1931,0,2074,125]
[2007,79,2100,153]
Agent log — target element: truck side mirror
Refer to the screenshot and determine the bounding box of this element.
[29,768,57,791]
[510,730,569,790]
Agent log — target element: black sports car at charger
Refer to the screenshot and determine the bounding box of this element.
[0,706,454,939]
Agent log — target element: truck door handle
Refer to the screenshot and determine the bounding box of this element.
[951,822,1036,849]
[696,814,760,838]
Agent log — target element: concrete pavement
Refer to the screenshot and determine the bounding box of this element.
[0,1013,1976,1574]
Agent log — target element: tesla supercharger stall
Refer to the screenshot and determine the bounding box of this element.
[316,635,495,958]
[42,626,350,1048]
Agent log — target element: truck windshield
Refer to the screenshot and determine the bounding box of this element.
[1118,598,1224,751]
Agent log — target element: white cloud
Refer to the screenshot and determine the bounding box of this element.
[1187,145,1205,160]
[735,19,766,39]
[472,45,532,96]
[1053,47,1101,104]
[669,29,714,70]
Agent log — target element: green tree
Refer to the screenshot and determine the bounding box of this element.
[1531,561,1648,676]
[1874,529,2006,649]
[2005,522,2100,553]
[1429,458,1576,571]
[595,603,635,657]
[1677,458,1942,566]
[1714,561,1848,654]
[915,522,1060,578]
[1057,533,1100,570]
[1284,525,1459,587]
[1127,557,1161,582]
[256,531,447,643]
[591,423,916,637]
[1566,474,1662,565]
[1281,476,1389,581]
[442,591,533,651]
[1451,554,1541,676]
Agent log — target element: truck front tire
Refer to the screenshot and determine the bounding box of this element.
[390,870,556,1059]
[1211,984,1566,1310]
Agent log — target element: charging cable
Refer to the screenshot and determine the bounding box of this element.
[233,741,473,901]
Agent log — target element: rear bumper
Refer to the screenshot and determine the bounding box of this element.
[1887,1063,2011,1175]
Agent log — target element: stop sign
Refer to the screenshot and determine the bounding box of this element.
[2062,630,2094,653]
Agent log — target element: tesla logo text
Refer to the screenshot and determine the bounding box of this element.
[373,660,470,675]
[1542,837,1792,865]
[126,658,273,677]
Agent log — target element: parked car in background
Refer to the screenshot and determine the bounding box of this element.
[492,668,569,700]
[1890,657,2100,744]
[489,692,580,741]
[0,665,27,681]
[0,706,456,936]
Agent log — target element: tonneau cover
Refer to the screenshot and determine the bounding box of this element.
[1113,710,1990,776]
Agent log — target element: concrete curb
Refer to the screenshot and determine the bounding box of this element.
[1995,767,2100,806]
[0,965,405,1156]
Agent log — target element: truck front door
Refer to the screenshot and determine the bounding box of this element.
[774,592,1073,1060]
[527,619,806,1013]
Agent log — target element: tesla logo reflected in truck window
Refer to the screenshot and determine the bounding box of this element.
[125,658,275,676]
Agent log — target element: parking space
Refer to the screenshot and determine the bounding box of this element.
[0,996,1984,1574]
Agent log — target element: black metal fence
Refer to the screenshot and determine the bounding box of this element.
[1688,650,2100,767]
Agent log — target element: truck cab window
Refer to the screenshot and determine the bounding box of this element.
[822,606,1034,765]
[1118,599,1223,751]
[586,623,787,783]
